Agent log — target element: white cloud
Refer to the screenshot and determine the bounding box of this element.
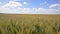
[0,7,60,14]
[24,2,27,5]
[37,8,60,14]
[49,4,60,9]
[0,1,60,14]
[2,1,22,8]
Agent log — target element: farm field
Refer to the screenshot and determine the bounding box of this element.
[0,14,60,34]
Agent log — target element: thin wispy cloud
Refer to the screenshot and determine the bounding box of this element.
[40,1,47,5]
[0,2,2,4]
[2,1,22,8]
[49,4,60,8]
[13,0,23,1]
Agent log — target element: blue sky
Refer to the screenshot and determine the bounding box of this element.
[0,0,60,8]
[0,0,60,14]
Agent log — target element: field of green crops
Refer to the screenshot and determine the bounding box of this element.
[0,14,60,34]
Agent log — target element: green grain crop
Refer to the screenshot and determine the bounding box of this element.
[0,14,60,34]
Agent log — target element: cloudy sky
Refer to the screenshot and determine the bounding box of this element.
[0,0,60,14]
